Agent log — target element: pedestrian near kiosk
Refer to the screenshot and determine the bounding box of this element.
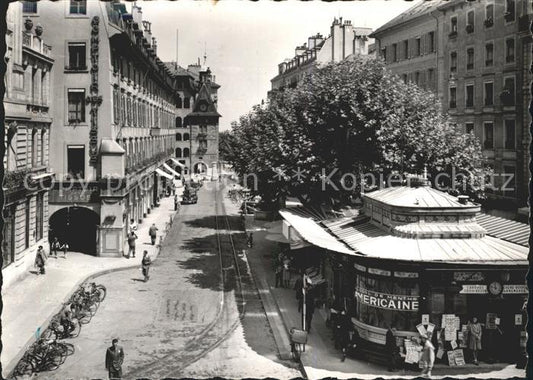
[141,250,152,282]
[420,333,435,378]
[386,325,398,371]
[51,237,60,258]
[105,338,124,379]
[247,232,254,248]
[174,194,179,211]
[282,256,291,288]
[337,309,351,362]
[127,231,137,259]
[467,316,482,365]
[148,223,158,245]
[294,274,303,312]
[275,263,283,288]
[34,245,47,275]
[304,289,315,333]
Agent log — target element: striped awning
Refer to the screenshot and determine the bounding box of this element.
[162,163,180,178]
[476,213,529,247]
[155,168,172,179]
[279,210,355,255]
[171,158,186,168]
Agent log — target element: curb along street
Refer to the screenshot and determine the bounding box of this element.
[3,197,178,379]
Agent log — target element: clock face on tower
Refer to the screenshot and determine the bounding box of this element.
[200,104,207,111]
[488,281,503,296]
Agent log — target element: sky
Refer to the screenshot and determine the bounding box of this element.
[137,1,415,131]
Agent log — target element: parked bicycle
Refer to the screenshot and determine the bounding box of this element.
[40,313,81,340]
[12,338,75,378]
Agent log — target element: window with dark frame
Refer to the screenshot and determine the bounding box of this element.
[484,82,494,106]
[68,89,86,123]
[466,123,474,134]
[506,38,515,63]
[67,145,85,179]
[416,38,421,56]
[403,40,409,59]
[466,84,474,108]
[450,51,457,72]
[69,0,87,15]
[466,10,475,33]
[485,4,494,26]
[392,43,397,62]
[503,77,515,105]
[484,122,494,149]
[428,31,435,53]
[505,0,515,22]
[451,16,458,34]
[485,43,493,66]
[22,1,37,13]
[184,97,190,108]
[449,87,457,108]
[505,119,515,149]
[467,48,474,70]
[68,43,86,70]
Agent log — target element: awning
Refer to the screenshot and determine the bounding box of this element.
[163,163,180,178]
[30,172,55,181]
[155,168,173,179]
[171,158,186,168]
[279,210,355,255]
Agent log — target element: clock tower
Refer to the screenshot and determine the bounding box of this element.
[185,67,221,178]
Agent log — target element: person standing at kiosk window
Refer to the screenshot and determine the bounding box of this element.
[467,316,482,365]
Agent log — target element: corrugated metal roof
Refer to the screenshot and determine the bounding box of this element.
[364,186,477,209]
[476,213,530,247]
[323,217,528,264]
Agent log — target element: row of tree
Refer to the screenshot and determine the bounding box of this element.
[220,56,487,210]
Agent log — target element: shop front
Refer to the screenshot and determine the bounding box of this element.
[282,182,529,367]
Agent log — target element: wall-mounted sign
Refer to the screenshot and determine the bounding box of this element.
[421,314,429,325]
[453,271,485,282]
[395,271,419,278]
[368,268,391,276]
[459,284,487,294]
[354,263,367,272]
[355,287,419,311]
[503,285,528,294]
[515,314,523,325]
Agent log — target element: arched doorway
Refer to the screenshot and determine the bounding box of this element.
[194,162,208,174]
[49,207,99,255]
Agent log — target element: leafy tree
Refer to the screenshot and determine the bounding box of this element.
[226,56,487,209]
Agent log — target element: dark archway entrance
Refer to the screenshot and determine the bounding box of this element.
[194,162,208,174]
[49,207,99,255]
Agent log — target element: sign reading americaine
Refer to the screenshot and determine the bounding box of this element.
[355,288,419,311]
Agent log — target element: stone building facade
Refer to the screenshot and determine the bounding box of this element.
[167,62,221,178]
[371,0,531,207]
[3,1,54,286]
[29,1,179,256]
[270,18,372,93]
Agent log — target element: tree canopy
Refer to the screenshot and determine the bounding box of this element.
[225,56,487,209]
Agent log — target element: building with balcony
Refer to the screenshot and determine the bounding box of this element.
[29,0,182,257]
[3,2,54,286]
[270,18,372,93]
[371,0,531,207]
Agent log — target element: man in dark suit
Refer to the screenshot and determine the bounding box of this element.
[105,338,124,379]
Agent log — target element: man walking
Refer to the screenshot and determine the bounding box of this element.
[148,223,158,245]
[34,245,47,275]
[51,237,60,258]
[420,333,435,378]
[61,241,69,259]
[105,338,124,379]
[127,231,137,259]
[141,250,152,282]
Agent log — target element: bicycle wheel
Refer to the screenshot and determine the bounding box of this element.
[95,285,107,302]
[69,319,82,338]
[12,355,35,379]
[56,341,75,358]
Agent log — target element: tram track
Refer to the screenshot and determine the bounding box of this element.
[125,181,248,378]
